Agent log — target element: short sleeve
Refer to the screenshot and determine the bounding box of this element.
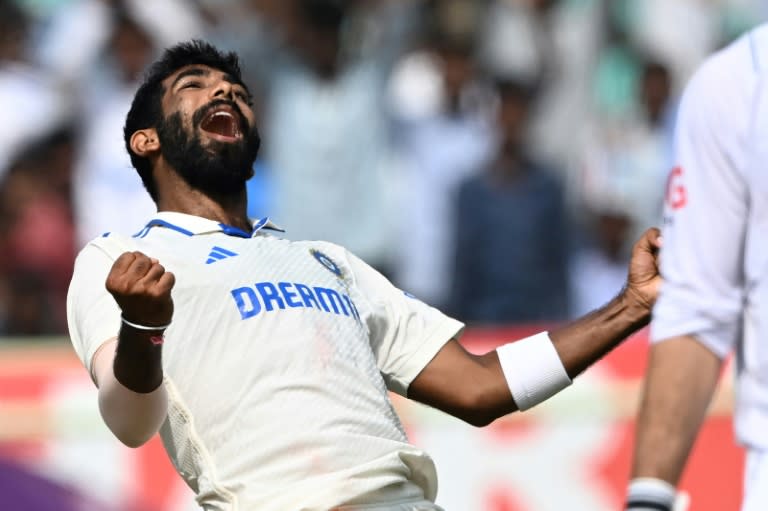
[651,45,753,358]
[66,242,122,377]
[344,250,465,396]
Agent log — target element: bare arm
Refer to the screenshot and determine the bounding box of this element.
[409,228,661,425]
[631,335,722,484]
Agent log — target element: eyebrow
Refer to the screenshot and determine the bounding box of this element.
[171,66,209,89]
[171,66,250,96]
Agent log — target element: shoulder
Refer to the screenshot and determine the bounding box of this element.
[71,233,142,280]
[77,232,139,261]
[681,27,764,114]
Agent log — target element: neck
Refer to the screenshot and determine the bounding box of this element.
[153,162,251,231]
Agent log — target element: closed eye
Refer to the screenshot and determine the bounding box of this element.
[235,91,253,106]
[180,81,201,90]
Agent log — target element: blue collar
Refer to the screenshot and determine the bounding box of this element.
[133,212,284,239]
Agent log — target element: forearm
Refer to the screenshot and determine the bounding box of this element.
[410,292,652,423]
[493,291,649,414]
[113,323,165,393]
[550,290,649,378]
[631,335,722,484]
[412,228,662,425]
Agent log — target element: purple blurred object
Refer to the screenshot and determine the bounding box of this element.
[0,459,102,511]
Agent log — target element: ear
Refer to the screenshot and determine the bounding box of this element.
[130,128,161,157]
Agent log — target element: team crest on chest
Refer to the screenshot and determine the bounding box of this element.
[310,249,343,278]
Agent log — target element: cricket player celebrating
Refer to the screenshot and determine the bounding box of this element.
[68,41,661,510]
[625,24,768,511]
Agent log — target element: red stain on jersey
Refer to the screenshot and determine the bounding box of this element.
[666,166,687,210]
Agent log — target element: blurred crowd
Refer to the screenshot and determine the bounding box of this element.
[0,0,763,336]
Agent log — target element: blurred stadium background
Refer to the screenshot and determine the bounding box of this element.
[0,0,763,509]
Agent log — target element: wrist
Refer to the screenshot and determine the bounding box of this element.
[626,478,676,511]
[114,323,165,393]
[121,315,171,331]
[620,286,652,328]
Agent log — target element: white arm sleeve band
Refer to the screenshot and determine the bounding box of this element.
[625,478,677,511]
[92,340,168,448]
[496,331,572,411]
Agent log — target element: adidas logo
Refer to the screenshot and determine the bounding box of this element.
[206,246,238,264]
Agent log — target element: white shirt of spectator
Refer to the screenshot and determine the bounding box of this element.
[652,24,768,450]
[67,212,462,510]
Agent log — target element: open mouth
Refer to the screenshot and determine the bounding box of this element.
[200,105,243,142]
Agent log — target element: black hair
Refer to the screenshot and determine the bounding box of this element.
[123,40,246,201]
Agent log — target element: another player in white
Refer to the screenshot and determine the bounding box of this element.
[68,41,661,511]
[625,24,768,511]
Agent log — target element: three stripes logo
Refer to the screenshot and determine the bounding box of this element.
[206,246,238,264]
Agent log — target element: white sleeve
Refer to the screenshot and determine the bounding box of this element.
[344,250,465,396]
[650,46,753,358]
[68,240,168,447]
[93,340,168,448]
[66,241,123,377]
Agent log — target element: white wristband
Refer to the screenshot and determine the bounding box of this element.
[121,316,171,331]
[626,478,676,510]
[496,331,571,411]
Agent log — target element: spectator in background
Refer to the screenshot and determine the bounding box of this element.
[568,57,674,319]
[390,2,496,309]
[0,1,68,180]
[577,58,675,244]
[479,0,604,173]
[206,0,420,273]
[36,0,204,89]
[449,79,569,324]
[569,206,633,318]
[71,7,158,245]
[0,127,78,335]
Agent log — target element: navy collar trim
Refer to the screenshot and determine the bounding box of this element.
[133,212,284,238]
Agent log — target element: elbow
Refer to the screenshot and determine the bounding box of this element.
[456,386,516,428]
[112,428,155,449]
[464,413,495,428]
[100,402,164,448]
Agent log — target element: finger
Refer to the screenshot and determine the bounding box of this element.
[155,271,176,293]
[635,227,661,255]
[110,252,138,275]
[138,262,166,286]
[647,227,663,249]
[124,252,154,279]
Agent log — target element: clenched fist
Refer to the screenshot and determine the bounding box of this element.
[624,227,663,315]
[106,251,175,327]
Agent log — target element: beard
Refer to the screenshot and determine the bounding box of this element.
[156,100,261,196]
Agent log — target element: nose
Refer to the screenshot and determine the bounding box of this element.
[211,79,234,100]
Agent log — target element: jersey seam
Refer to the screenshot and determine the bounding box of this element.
[164,377,239,510]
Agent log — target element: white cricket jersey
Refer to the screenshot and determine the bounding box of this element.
[67,212,463,510]
[651,24,768,449]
